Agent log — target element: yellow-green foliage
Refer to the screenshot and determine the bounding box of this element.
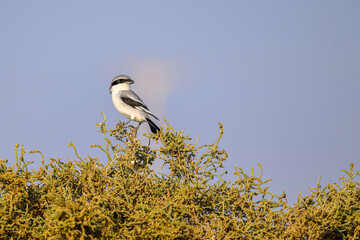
[0,113,359,239]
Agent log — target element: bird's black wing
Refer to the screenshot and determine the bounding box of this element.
[120,90,159,120]
[121,95,149,110]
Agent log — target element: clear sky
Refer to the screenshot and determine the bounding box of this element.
[1,1,359,204]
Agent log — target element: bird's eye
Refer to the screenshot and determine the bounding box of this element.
[111,79,122,86]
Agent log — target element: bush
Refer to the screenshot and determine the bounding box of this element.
[0,113,359,239]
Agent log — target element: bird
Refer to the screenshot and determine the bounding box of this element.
[109,74,160,134]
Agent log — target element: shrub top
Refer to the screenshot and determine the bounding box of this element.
[0,113,359,239]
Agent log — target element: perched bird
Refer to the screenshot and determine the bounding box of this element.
[109,74,160,134]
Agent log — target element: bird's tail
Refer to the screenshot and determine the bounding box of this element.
[146,117,160,134]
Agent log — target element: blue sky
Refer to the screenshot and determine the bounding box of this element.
[1,1,359,203]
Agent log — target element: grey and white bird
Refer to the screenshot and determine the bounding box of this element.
[109,74,160,134]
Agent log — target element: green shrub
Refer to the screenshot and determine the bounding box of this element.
[0,113,359,239]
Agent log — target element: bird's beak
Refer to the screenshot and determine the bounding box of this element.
[130,80,135,84]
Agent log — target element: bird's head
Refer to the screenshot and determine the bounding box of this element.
[109,75,135,93]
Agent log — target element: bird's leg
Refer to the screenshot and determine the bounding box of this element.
[123,119,135,129]
[132,122,142,135]
[124,119,132,125]
[135,122,142,131]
